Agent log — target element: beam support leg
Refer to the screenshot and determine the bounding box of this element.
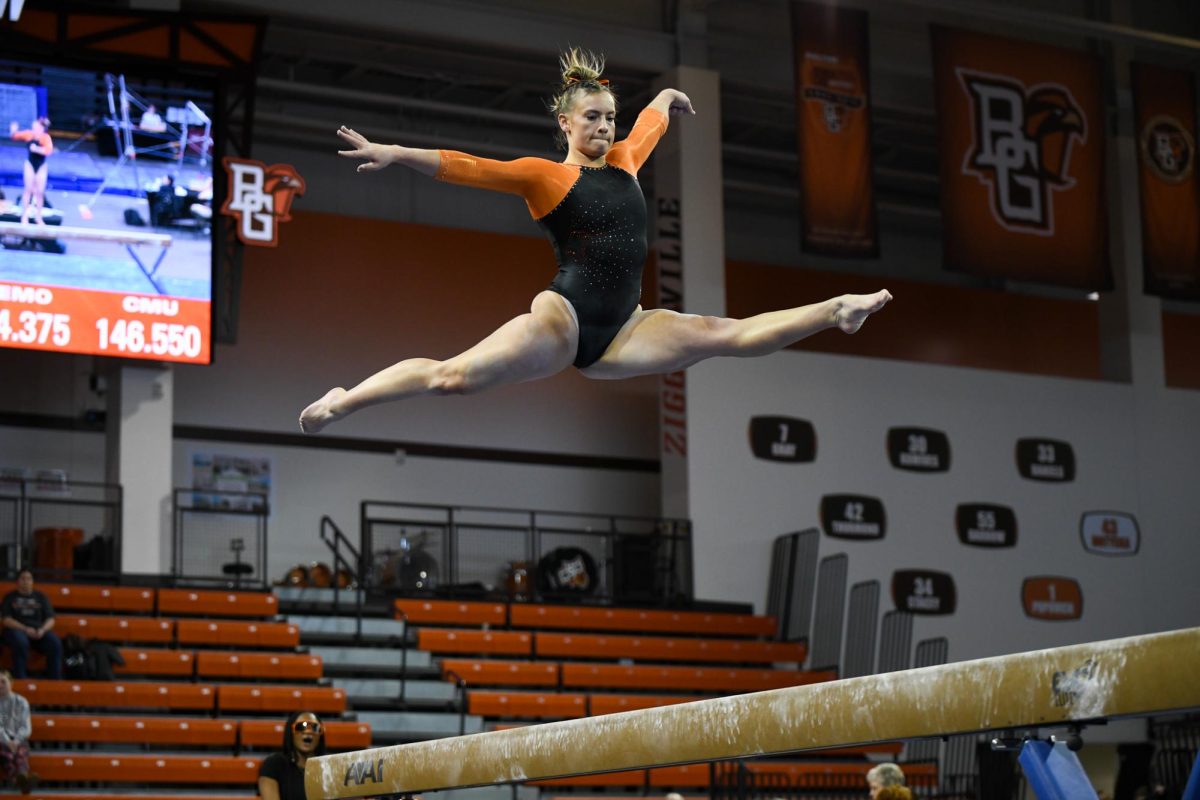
[1017,740,1098,800]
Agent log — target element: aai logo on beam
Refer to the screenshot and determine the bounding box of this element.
[3,0,28,22]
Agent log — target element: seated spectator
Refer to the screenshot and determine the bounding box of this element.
[0,670,36,793]
[866,763,906,799]
[876,787,913,800]
[258,710,326,800]
[139,104,166,133]
[1,569,62,679]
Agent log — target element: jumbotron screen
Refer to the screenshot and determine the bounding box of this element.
[0,57,215,364]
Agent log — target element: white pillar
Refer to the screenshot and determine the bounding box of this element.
[106,365,174,574]
[652,65,725,519]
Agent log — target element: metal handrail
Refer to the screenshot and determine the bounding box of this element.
[319,515,363,639]
[443,669,468,736]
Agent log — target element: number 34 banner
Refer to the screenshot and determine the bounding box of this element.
[931,26,1112,291]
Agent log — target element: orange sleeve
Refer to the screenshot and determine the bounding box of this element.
[10,131,52,155]
[436,152,577,219]
[606,108,668,176]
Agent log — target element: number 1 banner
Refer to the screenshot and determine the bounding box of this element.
[931,26,1111,290]
[1132,62,1200,300]
[791,1,878,257]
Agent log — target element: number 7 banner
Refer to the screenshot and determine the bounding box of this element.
[1132,62,1200,300]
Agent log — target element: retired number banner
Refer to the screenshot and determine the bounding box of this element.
[931,26,1111,290]
[791,2,878,257]
[1132,62,1200,300]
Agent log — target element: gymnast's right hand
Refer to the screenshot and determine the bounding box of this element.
[336,126,396,172]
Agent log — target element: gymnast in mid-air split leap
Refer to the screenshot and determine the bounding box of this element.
[299,49,891,434]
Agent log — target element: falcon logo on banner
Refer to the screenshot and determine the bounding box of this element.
[1132,62,1200,300]
[932,27,1111,290]
[959,72,1086,235]
[220,158,306,247]
[791,2,878,257]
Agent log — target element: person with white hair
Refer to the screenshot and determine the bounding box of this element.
[866,762,906,799]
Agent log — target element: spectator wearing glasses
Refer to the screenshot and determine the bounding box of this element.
[258,711,326,800]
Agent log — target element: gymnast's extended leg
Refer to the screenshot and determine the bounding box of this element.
[579,290,892,380]
[300,291,578,433]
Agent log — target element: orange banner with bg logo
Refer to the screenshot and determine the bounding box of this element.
[791,2,877,257]
[1132,62,1200,300]
[931,26,1111,290]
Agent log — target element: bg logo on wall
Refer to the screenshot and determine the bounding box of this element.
[1016,437,1075,482]
[1141,115,1194,184]
[891,569,956,615]
[820,494,885,540]
[1080,511,1140,556]
[749,416,816,462]
[958,71,1087,235]
[956,503,1018,548]
[887,427,950,472]
[1022,576,1083,621]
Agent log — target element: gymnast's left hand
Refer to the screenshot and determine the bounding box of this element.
[336,126,397,172]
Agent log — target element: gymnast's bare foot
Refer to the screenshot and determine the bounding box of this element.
[300,387,347,434]
[834,290,892,334]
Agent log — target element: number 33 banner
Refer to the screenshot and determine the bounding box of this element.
[931,26,1112,290]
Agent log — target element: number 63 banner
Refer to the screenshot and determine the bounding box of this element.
[931,26,1112,290]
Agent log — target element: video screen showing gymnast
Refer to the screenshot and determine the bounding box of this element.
[0,58,214,300]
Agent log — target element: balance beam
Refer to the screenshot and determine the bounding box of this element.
[0,222,172,248]
[0,221,174,294]
[305,627,1200,799]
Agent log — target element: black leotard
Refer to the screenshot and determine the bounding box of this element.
[436,108,668,368]
[27,150,45,171]
[540,163,649,366]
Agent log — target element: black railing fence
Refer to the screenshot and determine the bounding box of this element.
[360,501,692,605]
[0,477,122,579]
[172,488,267,588]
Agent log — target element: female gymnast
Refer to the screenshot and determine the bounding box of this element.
[300,50,891,433]
[8,118,53,226]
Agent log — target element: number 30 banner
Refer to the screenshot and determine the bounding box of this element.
[931,26,1112,290]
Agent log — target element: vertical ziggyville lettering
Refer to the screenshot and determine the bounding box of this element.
[656,197,686,457]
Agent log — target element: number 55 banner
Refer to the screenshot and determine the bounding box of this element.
[931,26,1111,290]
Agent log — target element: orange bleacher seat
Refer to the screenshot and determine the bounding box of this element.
[561,664,835,692]
[440,659,559,687]
[649,765,711,787]
[240,719,372,750]
[176,619,299,648]
[511,605,776,637]
[158,588,278,618]
[196,651,322,680]
[467,690,586,719]
[33,715,236,746]
[31,795,256,800]
[417,628,532,656]
[396,599,507,626]
[28,753,261,784]
[57,615,173,644]
[217,684,346,714]
[588,694,703,715]
[16,679,215,711]
[742,760,938,786]
[533,770,647,788]
[114,648,195,677]
[0,583,155,613]
[536,633,806,664]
